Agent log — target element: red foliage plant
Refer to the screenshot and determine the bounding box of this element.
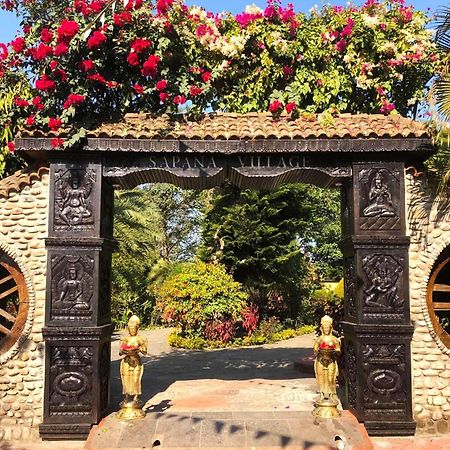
[204,319,236,343]
[242,303,259,337]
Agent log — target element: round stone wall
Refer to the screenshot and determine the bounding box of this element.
[0,167,49,441]
[406,170,450,435]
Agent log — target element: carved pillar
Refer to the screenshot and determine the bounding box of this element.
[40,158,114,440]
[341,163,415,436]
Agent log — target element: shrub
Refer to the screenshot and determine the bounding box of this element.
[155,260,248,341]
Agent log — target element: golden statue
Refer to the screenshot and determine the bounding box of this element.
[117,315,147,420]
[313,315,341,418]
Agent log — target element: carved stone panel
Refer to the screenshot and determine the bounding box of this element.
[52,167,97,233]
[48,345,93,417]
[360,250,408,323]
[50,254,95,322]
[362,343,408,421]
[353,164,405,235]
[99,342,110,413]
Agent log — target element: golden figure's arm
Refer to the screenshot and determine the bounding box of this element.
[313,338,320,355]
[335,337,341,356]
[139,337,148,355]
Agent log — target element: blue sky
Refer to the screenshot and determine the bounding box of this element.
[0,0,446,43]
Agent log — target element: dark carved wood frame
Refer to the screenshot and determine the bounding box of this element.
[15,134,435,440]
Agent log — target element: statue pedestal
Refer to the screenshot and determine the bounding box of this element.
[117,399,145,420]
[313,397,341,419]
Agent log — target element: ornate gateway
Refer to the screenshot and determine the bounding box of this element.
[14,112,434,439]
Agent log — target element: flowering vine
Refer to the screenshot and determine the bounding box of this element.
[0,0,441,157]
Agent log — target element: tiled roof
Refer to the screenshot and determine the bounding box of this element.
[18,112,428,140]
[0,166,49,198]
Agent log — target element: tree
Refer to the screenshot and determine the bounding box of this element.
[199,182,317,320]
[433,7,450,125]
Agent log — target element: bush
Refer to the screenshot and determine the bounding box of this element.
[155,260,248,341]
[312,288,344,337]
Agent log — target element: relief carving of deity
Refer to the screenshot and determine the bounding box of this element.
[362,254,404,309]
[362,171,396,217]
[54,168,96,229]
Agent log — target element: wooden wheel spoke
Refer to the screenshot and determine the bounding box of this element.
[0,323,11,335]
[0,275,13,285]
[0,308,16,323]
[0,285,18,300]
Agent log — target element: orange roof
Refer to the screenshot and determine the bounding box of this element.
[0,166,49,198]
[18,112,428,140]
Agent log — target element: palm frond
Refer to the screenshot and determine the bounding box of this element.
[436,7,450,52]
[435,75,450,123]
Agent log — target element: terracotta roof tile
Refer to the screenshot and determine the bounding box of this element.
[17,112,428,141]
[0,166,49,198]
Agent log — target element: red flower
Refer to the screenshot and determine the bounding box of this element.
[114,11,132,27]
[7,141,15,153]
[51,138,64,148]
[31,43,53,61]
[10,37,25,53]
[80,59,95,72]
[57,20,79,42]
[141,55,160,77]
[127,52,139,66]
[26,115,35,126]
[53,68,67,81]
[14,97,29,108]
[35,75,55,91]
[48,117,62,131]
[202,71,212,83]
[335,40,347,52]
[40,28,53,43]
[54,42,69,56]
[88,73,106,84]
[133,84,144,94]
[32,96,42,106]
[285,102,297,114]
[269,100,283,112]
[157,0,173,15]
[63,93,85,109]
[173,95,186,105]
[50,60,58,70]
[380,99,395,115]
[156,79,168,91]
[159,92,169,103]
[283,65,294,79]
[87,31,107,49]
[131,38,152,53]
[189,85,203,96]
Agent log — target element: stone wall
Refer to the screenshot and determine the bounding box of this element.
[0,167,49,440]
[406,170,450,434]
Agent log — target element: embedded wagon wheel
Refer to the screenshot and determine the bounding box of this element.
[0,254,29,354]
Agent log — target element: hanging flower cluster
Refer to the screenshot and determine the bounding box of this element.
[0,0,441,151]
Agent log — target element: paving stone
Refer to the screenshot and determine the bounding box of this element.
[200,419,246,448]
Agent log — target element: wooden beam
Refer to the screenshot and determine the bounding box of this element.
[433,283,450,292]
[0,285,18,300]
[0,275,13,285]
[0,308,16,323]
[0,323,11,335]
[432,302,450,311]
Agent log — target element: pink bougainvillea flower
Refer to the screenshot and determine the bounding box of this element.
[48,117,62,131]
[156,79,168,91]
[26,115,35,126]
[35,74,56,91]
[131,38,152,53]
[87,31,107,49]
[63,93,85,109]
[202,71,212,83]
[380,99,395,114]
[341,17,355,38]
[285,102,297,114]
[283,65,294,79]
[173,95,187,105]
[40,28,53,43]
[127,52,140,66]
[157,0,173,15]
[80,59,95,72]
[88,73,106,84]
[7,141,15,153]
[133,84,144,94]
[57,19,79,42]
[54,42,69,56]
[10,37,25,53]
[269,100,283,112]
[189,85,203,96]
[376,86,385,96]
[141,55,160,77]
[14,97,29,108]
[335,40,347,52]
[51,137,64,148]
